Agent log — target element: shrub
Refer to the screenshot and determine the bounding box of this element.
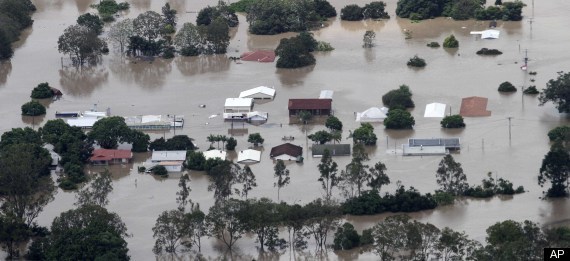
[547,126,570,142]
[498,81,517,92]
[316,41,334,51]
[31,82,54,99]
[162,46,175,59]
[352,123,377,145]
[340,4,363,21]
[476,48,503,55]
[407,55,426,67]
[443,34,459,48]
[382,85,414,109]
[409,13,422,21]
[21,100,46,116]
[333,223,361,250]
[341,186,437,215]
[434,191,455,205]
[137,166,146,173]
[226,137,237,150]
[523,86,539,95]
[185,151,206,171]
[151,165,168,176]
[384,109,415,129]
[362,1,390,19]
[58,179,78,190]
[441,115,465,128]
[427,42,440,48]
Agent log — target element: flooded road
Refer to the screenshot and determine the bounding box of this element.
[1,0,570,259]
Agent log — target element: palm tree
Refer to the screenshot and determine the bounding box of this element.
[207,134,217,148]
[331,130,342,144]
[220,135,228,150]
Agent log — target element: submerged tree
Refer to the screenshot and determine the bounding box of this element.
[206,199,247,251]
[108,18,134,53]
[363,30,376,48]
[318,149,341,200]
[539,71,570,113]
[436,154,468,196]
[340,144,369,198]
[75,169,113,207]
[274,159,290,201]
[538,141,570,197]
[152,209,186,254]
[58,25,106,65]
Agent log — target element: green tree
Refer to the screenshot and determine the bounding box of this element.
[314,0,337,17]
[197,3,238,27]
[21,100,46,116]
[30,82,54,99]
[108,18,134,53]
[443,34,459,48]
[372,214,410,260]
[308,130,333,144]
[340,4,363,21]
[46,205,130,260]
[174,22,203,56]
[226,137,237,150]
[318,149,341,200]
[161,3,177,29]
[441,115,465,128]
[0,29,14,60]
[0,127,42,149]
[368,161,390,192]
[382,85,415,109]
[274,159,290,201]
[498,81,517,92]
[176,174,191,212]
[202,17,230,54]
[75,169,113,207]
[450,0,483,20]
[384,109,415,129]
[435,227,478,260]
[151,165,168,176]
[436,154,468,196]
[0,217,30,259]
[77,13,104,35]
[248,133,264,146]
[239,198,283,251]
[548,126,570,145]
[237,165,257,199]
[352,123,378,145]
[407,55,427,67]
[207,160,241,201]
[363,30,376,48]
[303,199,341,250]
[333,222,360,250]
[185,205,207,252]
[185,151,206,171]
[363,1,390,19]
[58,25,106,65]
[481,220,546,260]
[539,71,570,113]
[206,199,247,251]
[325,115,343,131]
[340,144,369,198]
[87,116,132,149]
[276,36,316,68]
[133,11,163,42]
[538,142,570,197]
[152,209,186,254]
[129,130,150,152]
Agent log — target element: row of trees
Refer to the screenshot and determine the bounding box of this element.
[0,0,36,60]
[396,0,525,21]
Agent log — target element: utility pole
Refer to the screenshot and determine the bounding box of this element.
[507,117,513,144]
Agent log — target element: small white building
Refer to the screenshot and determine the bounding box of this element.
[424,103,446,118]
[151,150,187,172]
[319,90,334,99]
[224,98,254,113]
[470,29,500,39]
[67,117,99,129]
[239,86,276,99]
[356,107,388,122]
[247,111,268,121]
[203,150,227,160]
[237,149,261,164]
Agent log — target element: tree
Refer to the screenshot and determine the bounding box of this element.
[21,100,46,116]
[498,81,517,92]
[407,55,427,67]
[441,115,465,128]
[133,11,163,42]
[0,29,13,60]
[382,85,415,109]
[174,22,203,56]
[0,127,42,149]
[303,199,341,251]
[481,220,546,260]
[0,143,54,226]
[30,82,54,99]
[176,174,191,212]
[88,116,133,149]
[318,149,340,200]
[325,115,343,131]
[436,154,468,196]
[0,216,30,259]
[77,13,103,35]
[129,130,150,152]
[548,126,570,145]
[495,0,502,5]
[151,165,168,176]
[352,123,378,145]
[539,71,570,113]
[202,17,230,54]
[501,1,525,21]
[384,109,415,129]
[368,161,390,192]
[152,209,186,254]
[276,36,316,68]
[197,3,238,27]
[239,198,283,251]
[75,169,113,207]
[435,227,477,260]
[185,151,206,171]
[226,137,237,150]
[308,130,333,144]
[372,214,410,260]
[274,159,290,201]
[185,205,207,252]
[108,18,134,53]
[161,3,177,30]
[248,133,264,146]
[333,222,360,250]
[341,144,369,198]
[363,30,376,48]
[237,165,257,199]
[58,25,106,65]
[207,160,241,201]
[450,0,483,20]
[443,34,459,48]
[206,199,247,251]
[363,1,390,19]
[538,142,570,197]
[298,110,313,124]
[340,4,363,21]
[46,205,130,260]
[314,0,337,17]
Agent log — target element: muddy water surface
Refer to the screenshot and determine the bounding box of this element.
[1,0,570,259]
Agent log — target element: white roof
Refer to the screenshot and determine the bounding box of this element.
[237,149,261,163]
[151,151,187,161]
[424,103,446,118]
[319,90,334,99]
[83,111,107,118]
[239,86,276,99]
[203,150,227,160]
[471,29,500,39]
[247,111,268,120]
[67,117,99,127]
[225,98,253,108]
[356,107,387,122]
[141,115,162,123]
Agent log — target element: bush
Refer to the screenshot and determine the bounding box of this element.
[248,133,264,146]
[31,82,54,99]
[434,191,455,205]
[226,137,237,150]
[21,100,46,116]
[443,34,459,48]
[352,123,377,145]
[382,85,415,109]
[340,4,363,21]
[547,126,570,142]
[151,165,168,176]
[185,151,206,170]
[342,187,437,215]
[333,223,361,250]
[498,81,517,92]
[427,42,440,48]
[409,12,423,21]
[523,86,539,94]
[137,166,146,173]
[476,48,503,55]
[407,55,426,67]
[384,109,415,129]
[441,115,465,128]
[362,1,390,19]
[58,179,78,190]
[162,45,175,59]
[316,41,334,51]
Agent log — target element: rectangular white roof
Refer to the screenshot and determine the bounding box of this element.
[319,90,334,99]
[424,103,446,118]
[225,98,253,108]
[237,149,261,163]
[151,150,187,162]
[67,117,99,128]
[239,86,276,99]
[141,115,162,123]
[470,30,500,39]
[247,111,268,120]
[203,150,227,160]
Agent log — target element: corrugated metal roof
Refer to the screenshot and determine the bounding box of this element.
[239,86,276,98]
[225,98,253,108]
[288,99,332,110]
[151,151,187,161]
[237,149,261,163]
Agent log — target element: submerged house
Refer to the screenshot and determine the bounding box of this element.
[288,99,332,116]
[239,86,276,99]
[460,96,491,117]
[224,98,254,120]
[151,150,187,172]
[240,50,276,62]
[270,143,303,161]
[90,149,133,165]
[424,103,447,118]
[237,149,261,164]
[203,150,227,160]
[356,107,388,122]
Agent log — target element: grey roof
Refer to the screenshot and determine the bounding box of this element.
[312,144,351,156]
[408,138,460,149]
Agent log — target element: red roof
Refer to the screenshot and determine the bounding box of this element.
[460,96,491,117]
[90,149,132,162]
[270,143,303,157]
[288,99,332,110]
[241,50,276,62]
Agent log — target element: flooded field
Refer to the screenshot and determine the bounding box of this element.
[1,0,570,259]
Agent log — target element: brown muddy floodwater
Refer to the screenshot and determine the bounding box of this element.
[1,0,570,259]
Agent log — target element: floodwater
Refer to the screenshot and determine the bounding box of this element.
[1,0,570,259]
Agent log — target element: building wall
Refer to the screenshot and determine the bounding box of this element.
[164,165,183,172]
[289,109,331,116]
[274,154,297,161]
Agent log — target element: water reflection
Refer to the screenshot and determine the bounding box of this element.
[175,55,230,77]
[129,0,150,10]
[364,48,376,64]
[59,66,109,97]
[339,19,387,32]
[0,61,12,86]
[276,65,314,87]
[110,57,172,90]
[75,0,96,13]
[21,114,46,127]
[166,0,186,12]
[33,0,65,12]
